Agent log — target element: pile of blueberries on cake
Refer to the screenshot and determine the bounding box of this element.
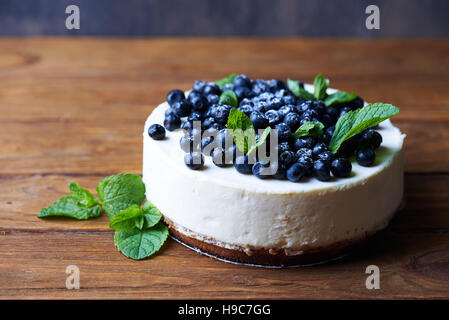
[148,74,383,182]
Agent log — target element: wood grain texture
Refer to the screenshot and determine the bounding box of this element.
[0,38,448,299]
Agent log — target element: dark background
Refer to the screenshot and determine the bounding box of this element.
[0,0,448,37]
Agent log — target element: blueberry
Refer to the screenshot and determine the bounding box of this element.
[317,151,336,165]
[279,150,295,166]
[320,113,333,128]
[282,95,296,105]
[165,108,177,118]
[297,101,313,113]
[252,161,271,179]
[250,111,269,130]
[193,81,207,93]
[239,98,253,107]
[209,122,223,131]
[211,147,232,167]
[265,110,281,126]
[286,163,307,182]
[148,124,165,140]
[326,107,339,121]
[272,162,287,179]
[184,152,204,170]
[312,142,328,158]
[191,95,208,112]
[222,83,235,92]
[275,141,292,154]
[297,157,314,176]
[233,74,251,88]
[234,155,253,174]
[331,158,352,178]
[201,117,216,129]
[253,101,269,113]
[274,123,292,142]
[203,83,221,96]
[278,105,295,118]
[166,89,185,106]
[239,104,253,117]
[251,79,269,95]
[293,137,315,150]
[212,105,230,125]
[314,160,331,181]
[302,109,319,120]
[337,136,360,158]
[268,79,285,92]
[188,111,203,122]
[283,112,301,130]
[187,90,202,103]
[179,135,199,153]
[207,94,219,104]
[295,147,313,159]
[171,100,192,117]
[349,96,364,109]
[361,129,383,150]
[201,136,216,156]
[164,114,181,131]
[216,128,233,148]
[339,106,352,117]
[356,148,376,166]
[181,120,193,133]
[268,97,283,110]
[234,86,251,100]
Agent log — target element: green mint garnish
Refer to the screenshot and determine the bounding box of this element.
[215,73,238,89]
[142,201,163,229]
[287,78,316,101]
[219,90,238,107]
[328,103,400,153]
[38,182,102,220]
[96,173,146,219]
[313,74,329,100]
[114,222,169,260]
[247,126,271,155]
[324,91,357,107]
[226,108,270,155]
[109,204,145,230]
[294,121,325,138]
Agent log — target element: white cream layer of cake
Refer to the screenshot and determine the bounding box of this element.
[142,88,405,250]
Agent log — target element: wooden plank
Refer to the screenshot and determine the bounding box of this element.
[0,229,448,299]
[0,174,448,299]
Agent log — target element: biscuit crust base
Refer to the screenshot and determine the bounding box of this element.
[164,218,389,267]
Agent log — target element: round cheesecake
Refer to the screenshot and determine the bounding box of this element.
[142,86,405,267]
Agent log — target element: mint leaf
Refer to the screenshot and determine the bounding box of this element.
[287,78,316,100]
[324,91,357,107]
[328,103,400,153]
[294,121,325,138]
[114,222,169,260]
[313,74,329,100]
[248,126,271,155]
[109,205,144,231]
[219,90,238,107]
[226,108,256,154]
[215,73,238,89]
[97,173,146,219]
[142,201,162,229]
[38,182,102,220]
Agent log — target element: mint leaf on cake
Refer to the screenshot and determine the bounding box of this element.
[287,78,316,100]
[328,103,400,153]
[215,73,238,89]
[96,173,146,219]
[324,91,357,107]
[38,182,102,220]
[294,121,325,138]
[313,73,329,100]
[218,90,238,107]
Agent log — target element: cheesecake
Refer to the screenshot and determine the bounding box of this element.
[142,76,405,267]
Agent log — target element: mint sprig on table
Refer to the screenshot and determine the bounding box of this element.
[226,108,271,155]
[38,182,102,220]
[328,103,400,153]
[37,174,168,260]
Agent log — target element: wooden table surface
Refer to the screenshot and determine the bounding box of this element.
[0,38,448,299]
